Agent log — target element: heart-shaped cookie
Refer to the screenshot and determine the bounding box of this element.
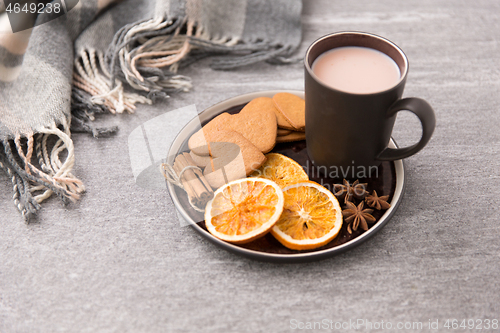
[196,130,266,189]
[273,93,306,131]
[188,97,277,154]
[189,113,232,156]
[274,107,294,130]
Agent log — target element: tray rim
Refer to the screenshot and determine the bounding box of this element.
[166,90,405,263]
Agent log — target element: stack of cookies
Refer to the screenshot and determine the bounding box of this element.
[273,93,306,143]
[188,93,306,189]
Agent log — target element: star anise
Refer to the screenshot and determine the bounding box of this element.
[333,179,368,204]
[365,190,391,210]
[342,201,376,234]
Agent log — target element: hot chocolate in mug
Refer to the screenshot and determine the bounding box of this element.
[304,31,436,175]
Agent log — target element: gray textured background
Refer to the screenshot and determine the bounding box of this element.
[1,0,500,332]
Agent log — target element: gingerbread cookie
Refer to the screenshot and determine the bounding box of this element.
[276,131,306,143]
[188,98,277,154]
[272,93,306,131]
[200,130,266,189]
[277,128,292,136]
[189,150,212,168]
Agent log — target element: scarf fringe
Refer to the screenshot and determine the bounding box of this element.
[0,119,85,222]
[73,49,152,115]
[71,15,299,116]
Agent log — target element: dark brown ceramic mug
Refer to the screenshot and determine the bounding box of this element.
[304,32,435,175]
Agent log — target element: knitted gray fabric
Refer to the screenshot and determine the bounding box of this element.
[0,0,303,222]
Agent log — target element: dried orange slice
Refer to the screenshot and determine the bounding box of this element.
[271,181,342,250]
[205,178,284,244]
[250,153,309,188]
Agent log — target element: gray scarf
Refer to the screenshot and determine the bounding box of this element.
[0,0,302,222]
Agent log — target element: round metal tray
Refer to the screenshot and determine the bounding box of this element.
[167,90,405,263]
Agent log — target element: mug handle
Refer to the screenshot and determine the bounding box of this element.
[377,98,436,161]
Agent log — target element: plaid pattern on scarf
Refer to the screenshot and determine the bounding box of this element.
[0,0,302,222]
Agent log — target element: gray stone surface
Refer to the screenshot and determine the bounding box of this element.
[1,1,499,332]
